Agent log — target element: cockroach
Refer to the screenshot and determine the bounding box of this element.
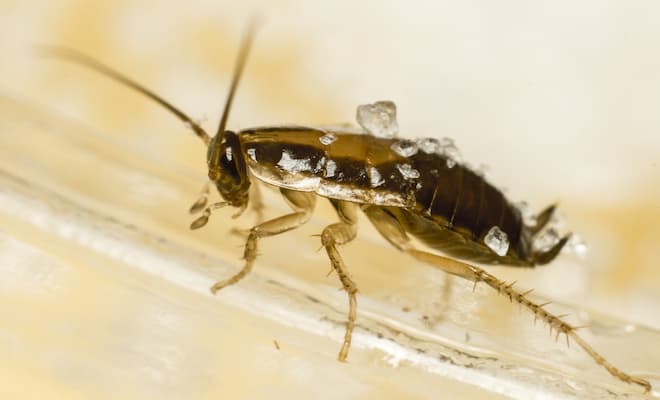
[40,25,651,392]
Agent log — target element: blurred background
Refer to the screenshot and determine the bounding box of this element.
[0,0,659,399]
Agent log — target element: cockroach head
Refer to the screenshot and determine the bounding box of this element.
[206,131,250,210]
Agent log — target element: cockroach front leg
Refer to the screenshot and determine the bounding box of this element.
[249,179,266,224]
[229,181,267,238]
[322,201,359,361]
[210,188,316,294]
[363,205,651,393]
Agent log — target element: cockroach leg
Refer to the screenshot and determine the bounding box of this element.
[361,206,410,251]
[189,181,211,214]
[249,180,266,224]
[229,227,251,239]
[363,205,650,392]
[228,183,265,238]
[210,188,316,294]
[407,249,651,392]
[321,201,359,361]
[190,201,228,229]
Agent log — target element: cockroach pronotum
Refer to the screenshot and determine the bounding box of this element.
[40,24,651,392]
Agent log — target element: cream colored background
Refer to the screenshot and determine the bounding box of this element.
[0,1,659,399]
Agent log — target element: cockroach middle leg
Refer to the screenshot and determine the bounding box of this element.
[209,188,316,294]
[322,201,359,361]
[362,206,651,392]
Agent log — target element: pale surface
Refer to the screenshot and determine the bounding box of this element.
[1,1,660,399]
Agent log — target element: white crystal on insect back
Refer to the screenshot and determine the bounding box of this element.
[417,137,440,154]
[396,164,420,179]
[246,148,257,161]
[277,150,312,173]
[439,137,462,168]
[416,137,463,168]
[368,167,385,187]
[356,100,399,138]
[390,139,418,157]
[474,163,489,178]
[484,226,510,256]
[325,159,337,178]
[319,132,337,145]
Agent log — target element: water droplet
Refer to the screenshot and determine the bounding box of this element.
[390,139,418,157]
[515,201,537,227]
[484,226,509,256]
[325,159,337,178]
[533,227,560,252]
[277,150,312,173]
[369,167,384,187]
[356,100,399,138]
[417,137,440,154]
[319,132,337,145]
[396,164,420,179]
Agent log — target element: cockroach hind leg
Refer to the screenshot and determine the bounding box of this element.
[402,249,652,392]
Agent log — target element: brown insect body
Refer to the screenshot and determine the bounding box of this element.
[238,126,566,266]
[40,24,651,392]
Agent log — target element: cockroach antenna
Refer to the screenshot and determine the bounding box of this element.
[37,45,212,145]
[37,19,259,147]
